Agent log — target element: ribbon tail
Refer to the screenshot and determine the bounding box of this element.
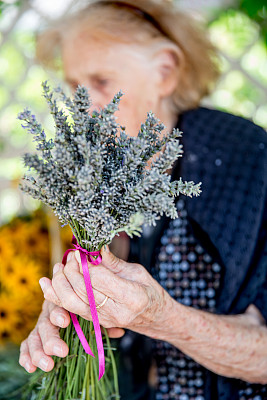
[69,312,95,357]
[80,251,105,380]
[62,249,72,266]
[62,247,95,358]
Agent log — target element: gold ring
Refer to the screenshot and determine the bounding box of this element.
[96,295,108,309]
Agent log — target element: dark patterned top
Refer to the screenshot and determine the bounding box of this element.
[150,199,266,400]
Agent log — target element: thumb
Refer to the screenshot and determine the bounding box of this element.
[99,245,144,282]
[100,245,128,275]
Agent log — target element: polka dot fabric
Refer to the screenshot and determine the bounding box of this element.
[150,199,266,400]
[151,199,221,400]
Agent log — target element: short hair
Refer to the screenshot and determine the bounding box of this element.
[36,0,220,114]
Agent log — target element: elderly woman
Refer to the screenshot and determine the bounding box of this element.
[19,1,267,399]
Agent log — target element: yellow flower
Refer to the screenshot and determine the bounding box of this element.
[0,296,41,345]
[0,235,14,260]
[0,294,20,342]
[0,214,50,262]
[3,256,43,298]
[12,222,47,258]
[0,210,52,345]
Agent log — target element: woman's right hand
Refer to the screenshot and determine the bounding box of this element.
[19,298,125,373]
[19,300,70,373]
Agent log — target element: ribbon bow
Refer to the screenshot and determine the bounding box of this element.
[62,235,105,380]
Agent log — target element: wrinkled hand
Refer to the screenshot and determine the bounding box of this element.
[19,298,126,373]
[39,245,169,338]
[19,300,70,373]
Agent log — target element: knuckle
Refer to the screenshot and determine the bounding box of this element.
[50,307,66,323]
[52,270,65,287]
[50,315,62,329]
[31,351,43,366]
[121,313,133,327]
[43,339,53,355]
[111,257,121,272]
[49,308,59,323]
[43,286,53,300]
[60,298,69,310]
[63,262,72,274]
[51,273,61,287]
[20,339,27,352]
[114,309,132,327]
[28,329,38,344]
[61,293,75,310]
[46,287,61,306]
[19,355,28,367]
[137,267,148,281]
[138,288,149,311]
[38,318,50,333]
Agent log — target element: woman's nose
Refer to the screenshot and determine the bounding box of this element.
[89,90,105,111]
[91,102,102,111]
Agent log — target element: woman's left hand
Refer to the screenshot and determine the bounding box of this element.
[39,245,171,339]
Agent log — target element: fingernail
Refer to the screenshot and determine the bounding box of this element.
[53,263,60,274]
[25,362,31,372]
[53,344,63,356]
[104,245,110,253]
[67,252,73,262]
[39,279,46,292]
[57,315,65,327]
[39,357,49,370]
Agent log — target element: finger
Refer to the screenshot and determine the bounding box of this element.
[37,309,69,358]
[64,252,106,305]
[99,245,128,274]
[49,304,71,328]
[39,275,62,307]
[51,263,92,318]
[99,246,146,282]
[19,339,37,373]
[71,249,140,309]
[106,327,125,338]
[27,330,55,372]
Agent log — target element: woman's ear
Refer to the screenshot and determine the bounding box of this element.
[152,42,183,98]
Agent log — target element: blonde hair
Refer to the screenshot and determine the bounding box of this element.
[36,0,220,113]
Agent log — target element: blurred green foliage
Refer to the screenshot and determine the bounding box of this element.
[0,27,56,223]
[0,1,21,15]
[208,9,267,127]
[238,0,267,47]
[0,345,29,400]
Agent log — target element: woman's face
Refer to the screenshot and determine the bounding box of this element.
[62,31,167,137]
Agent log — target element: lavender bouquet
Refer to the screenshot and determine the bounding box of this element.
[18,82,201,400]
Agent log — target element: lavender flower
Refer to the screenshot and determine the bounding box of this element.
[18,82,201,251]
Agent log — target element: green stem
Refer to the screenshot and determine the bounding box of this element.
[104,328,119,396]
[24,228,119,400]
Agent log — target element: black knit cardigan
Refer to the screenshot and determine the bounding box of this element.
[118,107,267,400]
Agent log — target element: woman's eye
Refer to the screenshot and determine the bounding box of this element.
[96,79,109,88]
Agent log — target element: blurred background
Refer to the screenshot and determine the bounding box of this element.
[0,0,266,398]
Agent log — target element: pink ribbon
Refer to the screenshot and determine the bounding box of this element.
[62,235,105,380]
